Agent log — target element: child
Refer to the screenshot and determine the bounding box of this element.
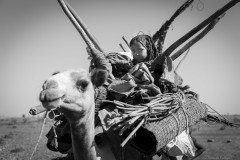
[129,34,159,65]
[129,34,183,89]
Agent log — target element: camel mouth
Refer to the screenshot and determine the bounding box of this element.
[40,96,63,103]
[39,89,65,110]
[41,96,63,110]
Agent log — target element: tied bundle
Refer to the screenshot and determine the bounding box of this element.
[102,90,208,156]
[103,90,186,147]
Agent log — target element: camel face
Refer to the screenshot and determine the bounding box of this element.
[39,69,95,119]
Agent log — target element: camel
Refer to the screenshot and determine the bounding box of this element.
[39,68,155,160]
[39,68,116,160]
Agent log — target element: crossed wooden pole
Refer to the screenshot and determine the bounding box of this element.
[57,0,104,53]
[29,0,239,116]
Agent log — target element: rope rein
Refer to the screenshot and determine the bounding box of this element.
[204,103,240,128]
[29,111,49,160]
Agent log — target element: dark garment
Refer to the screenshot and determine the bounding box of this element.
[106,52,133,78]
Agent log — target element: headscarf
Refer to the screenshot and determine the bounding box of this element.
[129,34,159,65]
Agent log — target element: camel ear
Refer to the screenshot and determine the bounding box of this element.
[91,68,108,87]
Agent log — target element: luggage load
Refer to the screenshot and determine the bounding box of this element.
[28,0,240,159]
[98,88,207,156]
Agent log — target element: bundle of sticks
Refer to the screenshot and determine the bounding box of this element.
[104,90,185,133]
[101,90,209,148]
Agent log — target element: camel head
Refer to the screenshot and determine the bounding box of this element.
[39,68,107,122]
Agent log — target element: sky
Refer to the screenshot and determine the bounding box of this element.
[0,0,240,117]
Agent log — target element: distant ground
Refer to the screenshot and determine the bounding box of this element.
[192,120,240,160]
[0,117,63,160]
[0,115,240,160]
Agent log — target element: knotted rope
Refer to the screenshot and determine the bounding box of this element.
[29,111,49,160]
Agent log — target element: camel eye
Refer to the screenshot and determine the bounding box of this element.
[76,80,89,91]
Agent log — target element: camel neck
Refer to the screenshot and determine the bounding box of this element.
[70,108,97,160]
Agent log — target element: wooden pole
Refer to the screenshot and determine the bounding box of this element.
[29,105,46,115]
[63,0,106,53]
[152,0,240,70]
[122,36,131,50]
[171,13,225,61]
[119,43,126,52]
[57,0,95,51]
[162,0,240,58]
[57,0,115,79]
[174,49,190,71]
[152,0,195,54]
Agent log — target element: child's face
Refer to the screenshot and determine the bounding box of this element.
[130,42,148,62]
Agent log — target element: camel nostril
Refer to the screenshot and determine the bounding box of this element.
[39,88,65,103]
[46,80,58,89]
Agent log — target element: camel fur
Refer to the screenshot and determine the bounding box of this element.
[39,68,116,160]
